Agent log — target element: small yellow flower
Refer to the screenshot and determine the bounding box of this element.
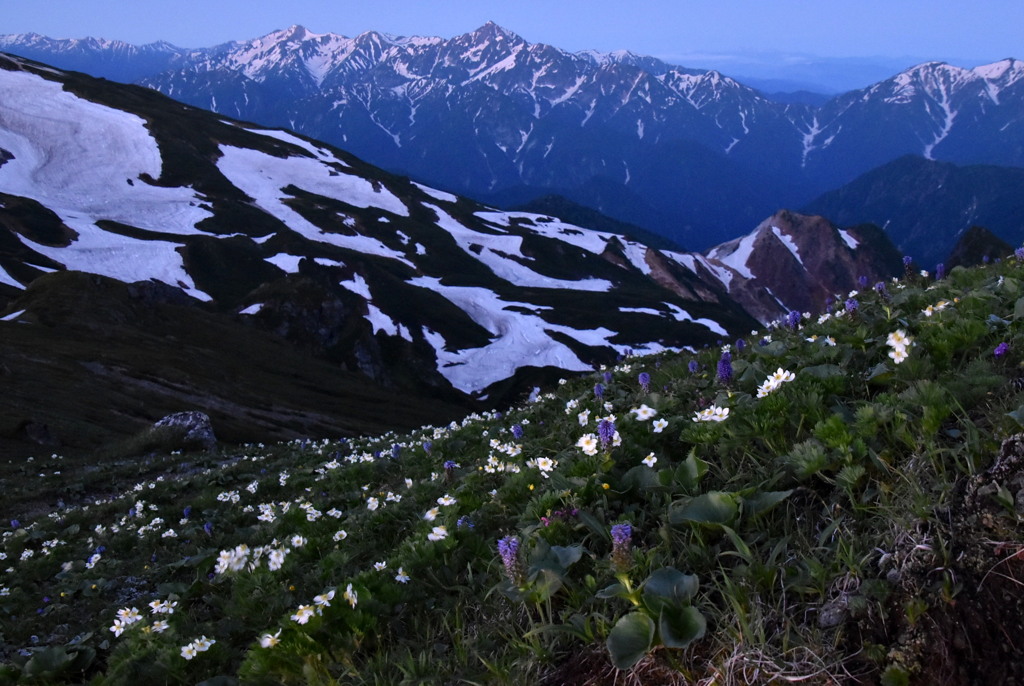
[528,484,535,490]
[602,483,610,490]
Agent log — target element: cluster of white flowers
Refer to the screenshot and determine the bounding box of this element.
[527,456,558,477]
[693,405,730,423]
[756,368,797,398]
[630,404,658,421]
[921,300,950,317]
[180,635,216,660]
[887,329,913,364]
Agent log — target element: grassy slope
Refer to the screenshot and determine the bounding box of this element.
[2,259,1024,684]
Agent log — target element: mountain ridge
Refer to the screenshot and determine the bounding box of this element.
[4,25,1022,249]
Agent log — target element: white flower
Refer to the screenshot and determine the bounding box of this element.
[437,494,456,506]
[290,535,307,548]
[693,405,730,422]
[193,636,215,652]
[109,619,127,637]
[652,418,668,433]
[291,604,316,625]
[630,404,657,421]
[428,525,448,541]
[343,583,358,608]
[152,620,169,633]
[181,643,198,660]
[577,409,591,426]
[395,567,410,583]
[887,330,912,349]
[423,507,440,521]
[576,434,599,456]
[642,453,657,468]
[373,561,387,571]
[259,630,281,648]
[366,497,379,511]
[535,456,557,474]
[888,346,909,364]
[267,548,288,571]
[314,589,335,609]
[333,530,348,542]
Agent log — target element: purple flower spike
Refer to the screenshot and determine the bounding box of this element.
[594,383,604,399]
[845,298,858,313]
[638,372,651,393]
[610,523,633,572]
[511,424,524,440]
[717,351,733,384]
[935,263,946,280]
[995,342,1010,358]
[597,418,616,447]
[688,360,699,374]
[497,536,524,584]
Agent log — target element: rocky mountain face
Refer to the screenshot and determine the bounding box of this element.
[698,211,904,323]
[3,25,1021,250]
[803,156,1024,266]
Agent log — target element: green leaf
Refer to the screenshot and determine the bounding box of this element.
[622,465,660,492]
[669,491,739,527]
[578,510,608,541]
[659,606,707,649]
[1008,405,1024,429]
[550,544,583,571]
[742,489,793,518]
[1014,296,1024,321]
[641,567,699,613]
[596,582,628,600]
[21,647,72,677]
[606,612,654,670]
[866,362,893,384]
[673,450,709,492]
[802,364,844,379]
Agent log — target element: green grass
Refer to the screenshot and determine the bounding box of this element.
[3,259,1024,684]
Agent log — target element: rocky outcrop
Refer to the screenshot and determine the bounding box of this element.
[704,210,904,323]
[153,411,217,451]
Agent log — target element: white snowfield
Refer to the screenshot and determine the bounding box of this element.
[0,68,213,298]
[0,60,734,394]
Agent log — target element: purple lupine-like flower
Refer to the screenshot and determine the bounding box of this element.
[511,424,524,440]
[736,338,746,353]
[203,522,213,536]
[1015,247,1024,261]
[903,255,913,268]
[995,342,1010,358]
[717,351,733,384]
[597,418,616,447]
[983,255,991,264]
[182,506,192,520]
[391,444,402,460]
[786,310,801,330]
[603,371,613,385]
[497,536,524,584]
[610,522,632,572]
[423,441,432,454]
[858,275,869,288]
[874,282,888,297]
[935,263,946,280]
[443,459,458,471]
[825,295,835,311]
[638,372,651,393]
[688,360,699,374]
[845,298,858,313]
[594,383,604,399]
[457,516,474,529]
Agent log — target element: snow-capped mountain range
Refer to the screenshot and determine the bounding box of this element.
[0,53,901,411]
[2,23,1020,250]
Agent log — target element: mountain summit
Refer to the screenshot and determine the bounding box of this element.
[2,26,1021,249]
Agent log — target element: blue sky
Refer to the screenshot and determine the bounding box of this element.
[4,1,1021,89]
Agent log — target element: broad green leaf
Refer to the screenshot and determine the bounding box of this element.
[801,364,844,379]
[596,582,628,600]
[578,510,609,541]
[742,489,793,518]
[1008,405,1024,429]
[1014,296,1024,320]
[865,362,893,384]
[550,544,583,571]
[641,567,699,613]
[669,491,739,527]
[22,647,72,677]
[622,465,660,491]
[606,612,654,670]
[659,606,707,649]
[673,449,708,492]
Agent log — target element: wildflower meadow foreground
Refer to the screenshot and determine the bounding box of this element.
[3,257,1024,684]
